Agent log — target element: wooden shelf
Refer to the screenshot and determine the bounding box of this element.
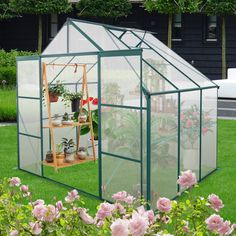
[43,122,90,129]
[43,156,96,169]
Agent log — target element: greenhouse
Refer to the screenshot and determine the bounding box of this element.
[17,18,218,207]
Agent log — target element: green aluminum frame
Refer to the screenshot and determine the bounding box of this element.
[16,18,218,204]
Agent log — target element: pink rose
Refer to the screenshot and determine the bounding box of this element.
[78,208,94,224]
[44,205,58,222]
[29,222,42,235]
[9,177,21,187]
[112,191,127,201]
[144,210,155,224]
[32,199,45,206]
[205,214,224,232]
[125,195,135,205]
[129,212,149,236]
[202,127,209,134]
[218,221,234,236]
[115,203,126,214]
[10,230,19,236]
[32,204,48,221]
[56,201,64,211]
[185,119,193,128]
[20,185,29,193]
[65,189,79,203]
[156,197,172,213]
[97,220,105,228]
[177,170,197,188]
[111,219,129,236]
[96,202,115,220]
[208,194,224,212]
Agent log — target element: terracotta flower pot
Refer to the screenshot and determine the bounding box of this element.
[49,93,59,103]
[56,153,64,166]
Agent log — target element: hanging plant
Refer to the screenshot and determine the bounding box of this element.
[63,91,83,112]
[44,81,65,103]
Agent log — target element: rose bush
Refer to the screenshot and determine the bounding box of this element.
[0,171,235,235]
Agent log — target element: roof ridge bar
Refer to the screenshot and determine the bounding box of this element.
[69,20,103,51]
[143,58,179,90]
[131,31,202,88]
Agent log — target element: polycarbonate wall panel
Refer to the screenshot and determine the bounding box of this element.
[101,107,141,160]
[180,90,200,180]
[69,23,98,52]
[19,99,41,137]
[101,56,141,107]
[74,21,128,50]
[19,135,41,175]
[143,49,198,91]
[42,24,67,55]
[201,88,217,178]
[102,154,141,201]
[18,59,40,97]
[150,93,178,207]
[42,55,97,84]
[142,34,214,87]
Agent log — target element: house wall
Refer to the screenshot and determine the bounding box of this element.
[0,4,236,80]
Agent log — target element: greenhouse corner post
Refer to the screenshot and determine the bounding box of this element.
[16,60,20,169]
[146,94,151,208]
[39,57,44,177]
[97,54,102,200]
[199,89,203,180]
[140,54,143,197]
[177,92,181,192]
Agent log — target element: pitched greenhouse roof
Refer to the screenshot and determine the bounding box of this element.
[42,18,217,93]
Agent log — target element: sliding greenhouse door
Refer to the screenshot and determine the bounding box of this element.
[17,57,42,176]
[99,53,143,201]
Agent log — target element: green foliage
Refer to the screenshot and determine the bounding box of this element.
[0,0,17,20]
[47,81,66,96]
[9,0,72,15]
[0,88,16,121]
[0,66,16,86]
[76,0,132,18]
[144,0,202,14]
[0,49,38,67]
[204,0,236,16]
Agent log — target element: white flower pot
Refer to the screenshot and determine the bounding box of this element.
[183,148,198,171]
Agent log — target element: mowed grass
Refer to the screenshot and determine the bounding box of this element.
[0,88,16,122]
[0,125,100,215]
[0,120,236,220]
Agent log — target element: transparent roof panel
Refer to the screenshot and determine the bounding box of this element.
[142,49,198,90]
[142,33,215,87]
[109,29,125,38]
[143,61,176,93]
[73,21,128,50]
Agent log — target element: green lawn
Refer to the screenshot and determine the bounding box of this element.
[0,120,236,220]
[0,88,16,122]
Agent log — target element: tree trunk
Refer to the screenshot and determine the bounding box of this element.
[38,14,43,53]
[222,16,226,79]
[167,14,172,49]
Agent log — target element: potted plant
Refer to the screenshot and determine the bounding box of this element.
[45,151,53,163]
[61,138,75,163]
[62,112,73,125]
[52,114,62,126]
[46,81,65,103]
[56,143,64,166]
[77,147,87,160]
[79,109,87,123]
[63,91,83,112]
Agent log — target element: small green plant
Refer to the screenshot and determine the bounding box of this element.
[61,138,75,153]
[62,112,69,121]
[47,81,65,96]
[63,91,83,101]
[56,143,63,154]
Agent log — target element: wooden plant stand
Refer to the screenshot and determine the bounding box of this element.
[42,62,96,171]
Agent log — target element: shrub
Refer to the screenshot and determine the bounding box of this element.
[0,66,16,86]
[0,171,235,235]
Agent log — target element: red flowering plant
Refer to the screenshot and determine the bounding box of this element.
[77,97,99,140]
[180,104,215,149]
